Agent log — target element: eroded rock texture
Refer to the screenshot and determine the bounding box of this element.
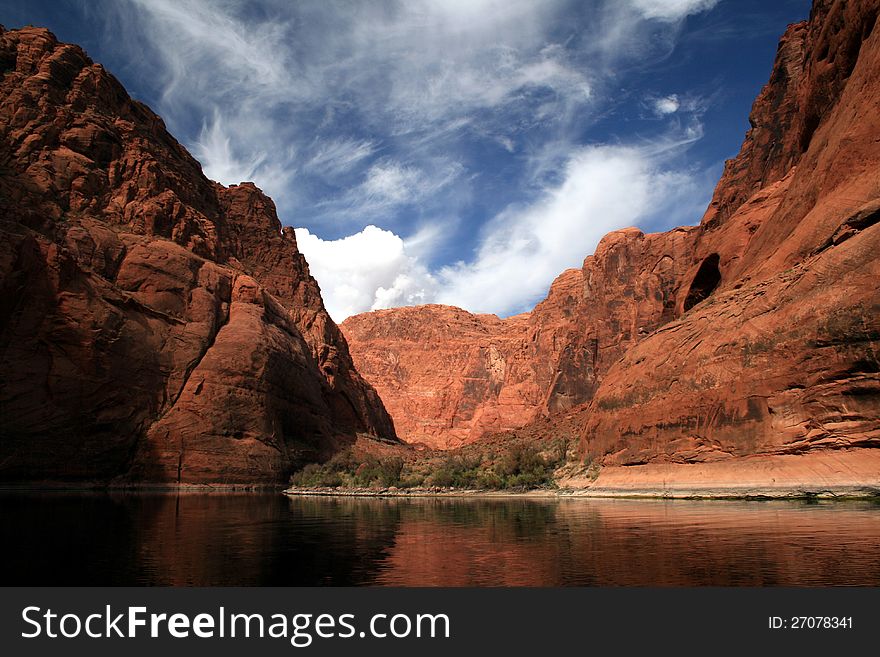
[344,0,880,463]
[0,26,395,484]
[343,305,535,449]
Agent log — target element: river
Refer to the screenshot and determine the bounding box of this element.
[2,493,878,586]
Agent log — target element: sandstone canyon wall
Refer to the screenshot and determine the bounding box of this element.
[579,0,880,468]
[343,0,880,474]
[0,26,395,485]
[343,223,696,450]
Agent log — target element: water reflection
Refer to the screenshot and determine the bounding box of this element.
[1,493,878,586]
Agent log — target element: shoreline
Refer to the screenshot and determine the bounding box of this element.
[2,450,877,499]
[563,449,880,499]
[285,449,880,500]
[282,485,880,500]
[0,482,284,493]
[2,483,876,499]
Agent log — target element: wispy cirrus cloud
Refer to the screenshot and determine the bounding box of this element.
[88,0,725,320]
[306,139,377,179]
[653,94,682,115]
[104,0,594,220]
[628,0,719,22]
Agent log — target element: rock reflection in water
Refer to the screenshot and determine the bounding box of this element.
[368,498,880,586]
[1,493,878,586]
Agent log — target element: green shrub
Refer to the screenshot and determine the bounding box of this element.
[398,473,425,489]
[475,471,504,489]
[505,472,545,490]
[289,462,344,488]
[289,441,564,492]
[428,468,456,488]
[425,455,485,488]
[377,456,404,487]
[326,449,359,473]
[487,444,559,489]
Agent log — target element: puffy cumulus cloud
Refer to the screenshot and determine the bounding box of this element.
[628,0,719,22]
[294,225,437,321]
[435,142,708,315]
[298,139,710,321]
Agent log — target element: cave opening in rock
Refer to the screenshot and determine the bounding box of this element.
[684,253,721,311]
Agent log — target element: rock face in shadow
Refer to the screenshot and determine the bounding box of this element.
[343,0,880,463]
[0,26,395,484]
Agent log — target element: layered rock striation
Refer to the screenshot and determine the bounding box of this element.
[343,305,535,449]
[0,26,395,485]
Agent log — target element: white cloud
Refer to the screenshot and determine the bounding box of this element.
[294,225,437,322]
[433,140,708,315]
[112,0,588,204]
[628,0,719,22]
[298,134,711,321]
[104,0,721,211]
[497,136,516,153]
[193,112,298,205]
[363,162,424,204]
[312,158,466,222]
[646,92,710,124]
[96,0,723,320]
[653,94,681,115]
[364,160,463,205]
[306,138,377,178]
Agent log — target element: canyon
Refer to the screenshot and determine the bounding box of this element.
[1,0,879,493]
[343,0,880,492]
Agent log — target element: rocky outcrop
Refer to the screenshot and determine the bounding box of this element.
[343,0,880,470]
[0,26,395,484]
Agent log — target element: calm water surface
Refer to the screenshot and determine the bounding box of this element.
[1,493,879,586]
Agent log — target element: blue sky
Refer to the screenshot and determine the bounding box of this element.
[2,0,811,320]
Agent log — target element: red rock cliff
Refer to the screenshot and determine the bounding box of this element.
[0,26,395,484]
[343,305,534,449]
[580,0,880,466]
[343,0,880,464]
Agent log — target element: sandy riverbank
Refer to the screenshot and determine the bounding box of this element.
[285,448,880,499]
